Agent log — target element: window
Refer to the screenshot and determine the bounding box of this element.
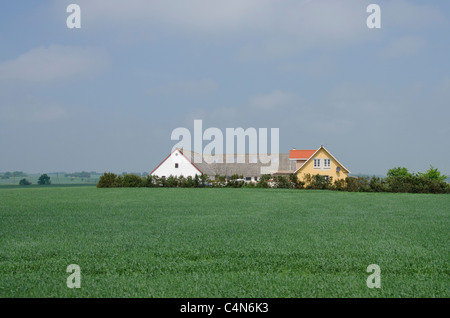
[245,177,251,181]
[324,159,331,169]
[314,159,321,168]
[175,163,179,168]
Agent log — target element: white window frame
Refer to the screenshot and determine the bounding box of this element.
[323,159,331,169]
[314,159,321,169]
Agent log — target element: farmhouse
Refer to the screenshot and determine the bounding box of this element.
[151,146,349,182]
[288,146,350,182]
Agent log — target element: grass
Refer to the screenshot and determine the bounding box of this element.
[0,187,449,297]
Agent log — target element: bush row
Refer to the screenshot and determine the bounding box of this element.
[97,167,450,194]
[97,173,300,189]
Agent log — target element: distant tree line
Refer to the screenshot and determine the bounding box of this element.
[65,171,91,178]
[1,171,27,179]
[97,165,449,194]
[18,174,52,186]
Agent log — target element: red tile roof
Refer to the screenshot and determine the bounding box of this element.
[289,149,317,159]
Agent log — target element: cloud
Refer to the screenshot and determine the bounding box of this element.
[146,78,218,97]
[68,0,373,60]
[0,97,70,123]
[379,36,427,58]
[382,0,446,29]
[181,90,303,130]
[249,90,299,110]
[58,0,445,61]
[0,45,110,83]
[277,55,336,78]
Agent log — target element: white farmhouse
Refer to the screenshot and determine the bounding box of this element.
[150,148,213,178]
[150,148,290,181]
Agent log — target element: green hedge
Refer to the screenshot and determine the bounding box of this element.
[97,169,449,194]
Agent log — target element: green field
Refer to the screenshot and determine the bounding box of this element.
[0,187,448,297]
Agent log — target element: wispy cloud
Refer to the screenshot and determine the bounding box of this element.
[277,55,336,78]
[0,45,110,83]
[383,0,446,29]
[379,36,427,58]
[0,96,70,123]
[146,78,218,97]
[248,90,299,111]
[69,0,371,60]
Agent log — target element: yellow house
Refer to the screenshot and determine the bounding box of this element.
[290,146,350,183]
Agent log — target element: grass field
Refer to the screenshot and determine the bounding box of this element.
[0,187,448,297]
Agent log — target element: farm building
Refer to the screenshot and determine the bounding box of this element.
[151,146,349,182]
[288,146,350,182]
[150,148,289,182]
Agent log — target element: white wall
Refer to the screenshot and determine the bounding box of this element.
[151,149,202,178]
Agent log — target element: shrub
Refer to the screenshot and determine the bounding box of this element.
[199,173,211,187]
[274,176,291,189]
[159,176,167,187]
[227,179,245,188]
[143,175,155,187]
[19,178,31,186]
[332,178,346,191]
[345,176,370,192]
[242,182,256,188]
[166,175,179,187]
[289,173,304,189]
[369,176,389,192]
[193,175,200,187]
[356,176,370,192]
[122,174,144,187]
[304,174,331,190]
[97,172,118,188]
[212,175,226,188]
[115,175,124,187]
[256,174,271,188]
[386,174,449,194]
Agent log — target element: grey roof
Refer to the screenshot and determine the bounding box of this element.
[182,150,294,178]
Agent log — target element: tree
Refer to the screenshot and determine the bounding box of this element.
[19,178,31,186]
[12,171,26,177]
[97,172,118,188]
[387,167,411,178]
[37,174,51,185]
[1,172,11,179]
[418,165,447,182]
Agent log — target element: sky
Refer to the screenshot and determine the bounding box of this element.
[0,0,449,176]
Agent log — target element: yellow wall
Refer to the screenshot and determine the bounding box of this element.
[297,148,348,182]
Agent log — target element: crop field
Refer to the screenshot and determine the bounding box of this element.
[0,187,448,297]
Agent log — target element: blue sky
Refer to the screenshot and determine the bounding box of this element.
[0,0,449,175]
